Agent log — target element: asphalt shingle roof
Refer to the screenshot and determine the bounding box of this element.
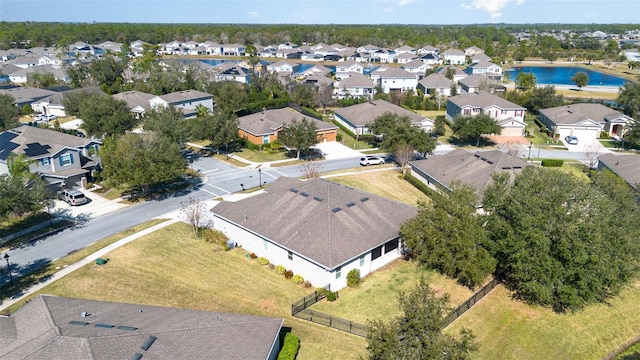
[0,125,99,161]
[334,99,425,126]
[597,153,640,190]
[213,177,418,269]
[0,295,283,360]
[447,91,524,110]
[237,107,336,136]
[538,103,628,126]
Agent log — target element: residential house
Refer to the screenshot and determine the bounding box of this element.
[303,74,334,89]
[335,59,364,80]
[436,65,468,82]
[278,42,298,50]
[203,41,223,55]
[8,64,69,84]
[466,61,503,81]
[112,90,155,119]
[97,40,123,53]
[394,45,416,55]
[149,90,214,118]
[0,294,283,360]
[446,91,527,136]
[10,54,42,68]
[266,60,300,77]
[538,103,634,140]
[394,52,418,64]
[357,44,380,54]
[236,107,338,146]
[213,176,418,291]
[377,68,418,93]
[417,73,454,96]
[299,64,333,78]
[410,149,530,199]
[210,62,250,83]
[31,87,105,118]
[470,53,492,64]
[333,99,426,135]
[419,53,442,65]
[402,60,432,79]
[0,86,57,108]
[417,45,439,56]
[442,49,466,65]
[371,49,396,63]
[222,44,246,56]
[464,46,484,57]
[334,73,374,99]
[0,125,102,189]
[597,153,640,190]
[457,74,506,94]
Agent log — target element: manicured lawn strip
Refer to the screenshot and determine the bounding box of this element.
[9,222,367,359]
[0,212,51,238]
[329,170,430,206]
[311,259,474,324]
[212,154,251,167]
[446,282,640,360]
[338,128,374,150]
[321,164,396,177]
[2,219,168,306]
[556,89,618,100]
[235,148,289,162]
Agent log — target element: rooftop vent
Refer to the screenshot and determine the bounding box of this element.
[513,166,522,169]
[290,188,299,193]
[300,192,309,197]
[118,326,138,331]
[474,154,481,158]
[313,196,323,202]
[346,202,356,207]
[502,167,512,170]
[141,336,157,351]
[331,207,342,213]
[132,354,143,360]
[95,323,114,329]
[360,197,369,203]
[69,321,89,326]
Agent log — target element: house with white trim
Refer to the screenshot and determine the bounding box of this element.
[538,103,634,140]
[377,68,417,93]
[149,90,214,118]
[446,91,527,136]
[335,59,363,80]
[442,49,466,65]
[112,90,155,119]
[402,60,432,79]
[212,177,417,291]
[334,73,374,99]
[334,99,426,135]
[466,61,503,81]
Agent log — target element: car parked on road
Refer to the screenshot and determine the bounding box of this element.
[564,135,579,145]
[57,189,88,206]
[360,155,386,166]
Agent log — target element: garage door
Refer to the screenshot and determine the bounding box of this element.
[557,127,600,140]
[501,126,525,136]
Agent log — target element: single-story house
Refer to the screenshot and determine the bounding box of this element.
[265,60,300,76]
[457,74,505,94]
[436,65,468,82]
[31,87,105,118]
[149,90,214,119]
[333,99,426,135]
[410,148,530,198]
[0,125,101,189]
[334,73,374,99]
[538,103,634,140]
[112,90,156,119]
[212,177,418,291]
[446,91,527,136]
[299,64,333,78]
[0,294,283,360]
[465,46,484,56]
[597,153,640,190]
[237,107,338,146]
[0,86,57,108]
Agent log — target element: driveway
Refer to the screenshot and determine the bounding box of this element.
[52,188,128,221]
[562,137,610,154]
[314,141,364,160]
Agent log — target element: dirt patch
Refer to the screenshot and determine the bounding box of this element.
[485,135,530,145]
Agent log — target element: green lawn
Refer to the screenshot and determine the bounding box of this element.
[8,222,367,360]
[338,128,375,150]
[234,148,290,162]
[329,169,430,206]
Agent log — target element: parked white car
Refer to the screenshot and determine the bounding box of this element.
[360,155,386,166]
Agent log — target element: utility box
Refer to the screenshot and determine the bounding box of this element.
[226,240,236,250]
[96,258,107,265]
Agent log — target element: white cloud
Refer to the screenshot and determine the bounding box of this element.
[461,0,523,19]
[248,11,260,19]
[398,0,417,6]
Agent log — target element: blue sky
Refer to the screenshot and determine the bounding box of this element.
[1,0,639,24]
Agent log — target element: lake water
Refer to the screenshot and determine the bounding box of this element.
[504,66,628,87]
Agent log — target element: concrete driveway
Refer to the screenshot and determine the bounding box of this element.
[52,188,128,221]
[314,141,364,160]
[562,137,610,154]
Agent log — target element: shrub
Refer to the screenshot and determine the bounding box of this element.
[317,288,338,302]
[300,106,323,119]
[541,159,564,167]
[303,281,312,288]
[199,228,229,246]
[249,252,258,259]
[258,257,269,265]
[277,333,300,360]
[600,131,610,139]
[346,269,361,287]
[275,265,286,275]
[292,274,304,285]
[269,140,283,151]
[284,270,294,279]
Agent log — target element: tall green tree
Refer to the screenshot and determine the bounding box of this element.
[571,71,589,90]
[514,71,536,91]
[143,106,191,145]
[191,112,240,153]
[452,114,502,147]
[89,54,125,93]
[525,85,564,114]
[368,112,436,156]
[278,118,318,159]
[204,81,248,115]
[71,94,138,137]
[401,184,496,288]
[483,167,640,312]
[367,278,478,360]
[0,173,52,218]
[0,94,20,131]
[617,81,640,119]
[26,72,58,88]
[100,133,186,195]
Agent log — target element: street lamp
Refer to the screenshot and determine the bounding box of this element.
[528,142,533,162]
[4,253,14,285]
[258,168,262,187]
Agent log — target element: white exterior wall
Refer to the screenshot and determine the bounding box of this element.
[334,114,359,135]
[380,77,417,93]
[0,162,8,175]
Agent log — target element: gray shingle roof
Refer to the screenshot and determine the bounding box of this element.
[334,99,425,126]
[447,90,524,110]
[378,67,415,79]
[112,90,155,111]
[0,87,57,105]
[539,103,628,126]
[410,149,530,196]
[159,90,212,104]
[213,177,417,269]
[0,295,283,360]
[0,125,99,161]
[597,153,640,190]
[237,107,336,136]
[339,73,374,87]
[418,73,453,89]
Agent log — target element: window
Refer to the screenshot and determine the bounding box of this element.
[463,109,471,116]
[263,239,268,251]
[262,135,270,144]
[336,267,342,279]
[384,239,398,254]
[371,246,382,260]
[40,158,50,166]
[59,154,73,166]
[288,251,293,261]
[359,256,365,267]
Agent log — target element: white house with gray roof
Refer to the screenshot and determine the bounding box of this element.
[377,68,418,93]
[446,91,527,136]
[334,73,374,100]
[112,90,155,118]
[442,49,466,65]
[335,59,364,80]
[597,153,640,191]
[213,177,417,291]
[334,99,427,135]
[538,103,634,140]
[0,294,283,360]
[417,73,454,96]
[149,90,214,118]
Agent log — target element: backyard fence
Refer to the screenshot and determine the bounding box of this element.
[442,278,500,328]
[291,290,326,316]
[294,308,368,337]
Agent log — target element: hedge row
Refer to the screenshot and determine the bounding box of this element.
[403,173,442,200]
[277,333,300,360]
[541,159,564,167]
[331,119,357,138]
[300,106,323,120]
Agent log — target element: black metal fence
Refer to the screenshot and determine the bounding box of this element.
[442,278,499,328]
[294,309,368,337]
[291,290,325,316]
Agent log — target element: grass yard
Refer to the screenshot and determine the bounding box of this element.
[9,222,367,360]
[329,169,430,206]
[446,281,640,360]
[234,148,290,162]
[312,259,474,324]
[338,128,375,150]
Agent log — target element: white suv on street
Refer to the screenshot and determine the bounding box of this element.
[360,155,386,166]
